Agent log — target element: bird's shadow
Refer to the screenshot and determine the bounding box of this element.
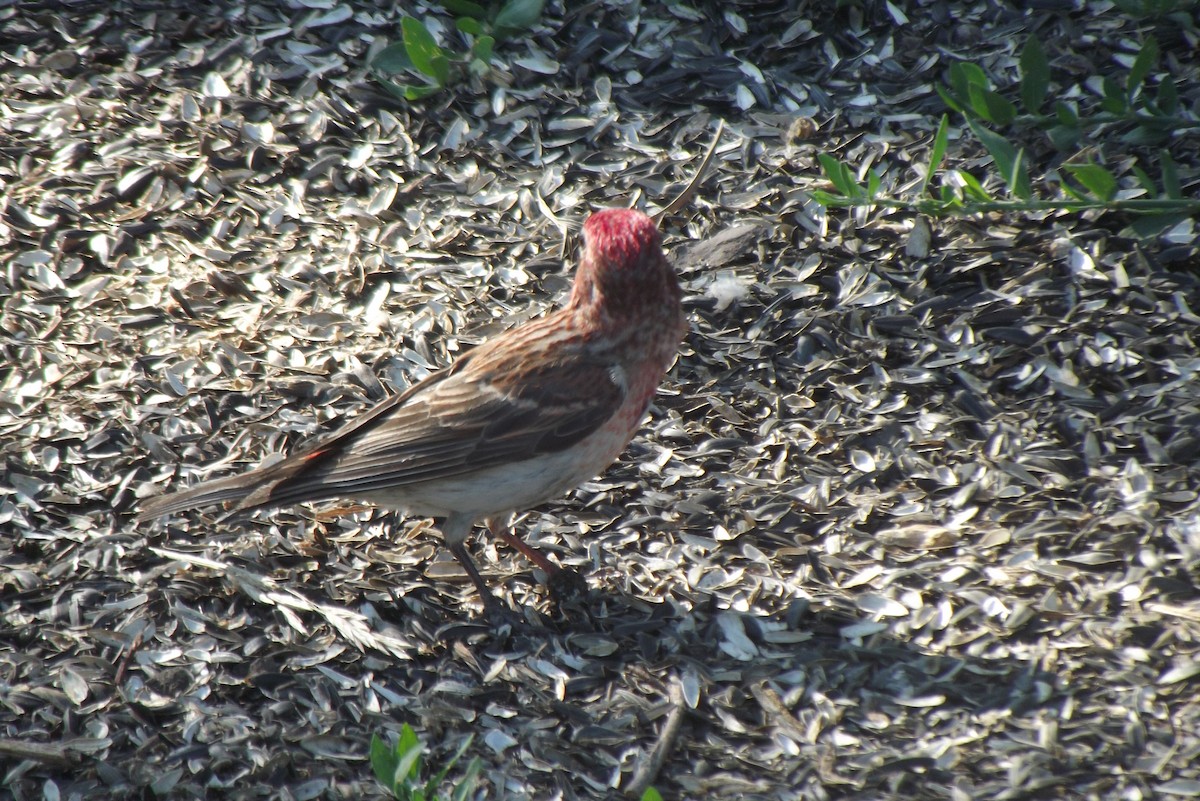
[366,561,1055,719]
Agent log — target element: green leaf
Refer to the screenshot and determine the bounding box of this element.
[817,153,864,198]
[426,735,474,797]
[374,77,441,103]
[456,16,483,35]
[922,114,950,195]
[1047,124,1081,151]
[402,17,450,86]
[808,188,857,207]
[494,0,546,38]
[642,789,666,801]
[394,748,424,794]
[398,725,420,756]
[371,734,399,792]
[1063,163,1118,201]
[866,168,881,199]
[967,119,1031,199]
[949,62,990,95]
[953,169,993,202]
[1009,147,1031,200]
[918,196,958,215]
[1161,149,1181,199]
[372,42,414,75]
[378,79,442,101]
[1119,126,1169,146]
[1127,35,1158,99]
[1100,76,1127,113]
[935,83,966,114]
[969,85,1017,125]
[1156,77,1179,113]
[407,84,442,100]
[1058,176,1092,203]
[472,34,495,63]
[448,759,483,801]
[1019,36,1050,112]
[938,183,964,209]
[442,0,488,15]
[1054,101,1078,126]
[1131,164,1157,194]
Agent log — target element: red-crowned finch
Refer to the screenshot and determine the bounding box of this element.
[138,208,686,617]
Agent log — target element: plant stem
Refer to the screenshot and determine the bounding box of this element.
[825,196,1200,215]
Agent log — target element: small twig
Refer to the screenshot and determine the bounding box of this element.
[0,738,76,768]
[626,676,688,798]
[114,630,145,685]
[654,120,726,222]
[749,681,808,742]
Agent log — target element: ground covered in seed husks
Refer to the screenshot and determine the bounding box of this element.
[3,1,1200,799]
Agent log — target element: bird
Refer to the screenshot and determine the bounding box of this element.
[138,207,686,619]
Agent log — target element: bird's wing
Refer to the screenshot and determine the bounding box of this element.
[241,347,626,508]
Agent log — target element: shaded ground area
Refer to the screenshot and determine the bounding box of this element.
[2,1,1199,799]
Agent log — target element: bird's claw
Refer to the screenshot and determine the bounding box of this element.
[547,567,588,603]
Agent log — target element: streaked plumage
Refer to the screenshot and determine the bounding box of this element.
[138,208,685,615]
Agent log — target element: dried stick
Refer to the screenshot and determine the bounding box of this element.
[654,120,726,221]
[626,676,688,798]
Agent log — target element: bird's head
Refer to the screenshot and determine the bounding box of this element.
[570,208,680,320]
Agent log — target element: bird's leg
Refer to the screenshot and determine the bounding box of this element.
[448,541,518,623]
[485,516,561,576]
[485,517,588,601]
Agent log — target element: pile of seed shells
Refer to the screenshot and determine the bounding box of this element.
[2,1,1199,799]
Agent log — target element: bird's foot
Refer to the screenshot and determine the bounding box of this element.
[546,566,588,604]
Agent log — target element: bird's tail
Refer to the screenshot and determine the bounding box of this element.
[136,472,262,522]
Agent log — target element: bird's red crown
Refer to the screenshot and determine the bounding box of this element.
[582,208,662,270]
